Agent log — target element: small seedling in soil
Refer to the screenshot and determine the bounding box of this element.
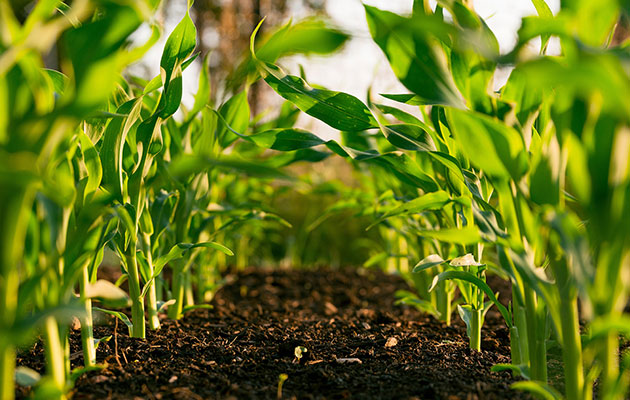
[293,346,307,363]
[277,373,288,399]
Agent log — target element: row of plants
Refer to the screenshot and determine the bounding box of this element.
[0,1,357,398]
[238,1,630,399]
[3,0,630,399]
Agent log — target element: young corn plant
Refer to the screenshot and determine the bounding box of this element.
[0,0,157,397]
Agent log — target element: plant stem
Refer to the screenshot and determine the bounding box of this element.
[44,316,66,397]
[470,308,482,351]
[436,283,452,325]
[143,234,160,330]
[125,241,145,339]
[79,263,96,366]
[0,188,33,400]
[509,325,522,366]
[512,286,530,365]
[524,288,547,382]
[168,267,185,320]
[559,295,585,400]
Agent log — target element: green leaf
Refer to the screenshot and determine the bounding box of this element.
[144,241,234,298]
[15,367,41,387]
[429,270,512,327]
[413,254,446,273]
[100,99,143,202]
[394,290,441,318]
[380,93,424,105]
[491,363,531,380]
[381,124,437,152]
[85,280,130,308]
[364,5,462,106]
[248,128,326,151]
[230,18,349,88]
[363,252,388,268]
[449,253,482,267]
[182,304,213,314]
[446,108,528,180]
[189,54,211,118]
[43,68,68,95]
[510,381,562,400]
[217,90,250,147]
[259,63,378,131]
[78,128,102,199]
[367,191,452,230]
[415,225,481,245]
[93,307,133,335]
[530,0,554,51]
[160,8,197,84]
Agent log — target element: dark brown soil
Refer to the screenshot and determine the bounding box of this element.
[16,268,529,399]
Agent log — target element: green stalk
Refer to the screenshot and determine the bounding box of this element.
[142,234,160,330]
[436,283,452,326]
[512,286,530,365]
[168,266,185,320]
[184,270,194,307]
[125,241,145,339]
[44,316,66,398]
[470,308,482,351]
[0,187,34,400]
[559,295,585,400]
[0,269,18,400]
[509,325,523,366]
[168,256,196,320]
[524,288,547,382]
[79,263,95,366]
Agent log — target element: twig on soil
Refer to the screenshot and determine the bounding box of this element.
[114,318,122,367]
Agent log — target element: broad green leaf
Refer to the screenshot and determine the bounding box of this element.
[380,93,424,105]
[491,363,531,380]
[416,225,481,245]
[457,304,476,341]
[100,98,143,202]
[160,8,197,84]
[167,154,290,180]
[363,252,388,268]
[182,304,213,314]
[217,90,250,147]
[364,5,462,106]
[85,280,130,308]
[248,129,326,151]
[367,191,452,230]
[429,270,512,326]
[373,103,423,125]
[369,152,439,192]
[450,253,482,266]
[147,241,234,296]
[530,154,560,206]
[63,3,145,113]
[501,67,543,127]
[446,108,528,180]
[394,290,441,318]
[93,307,132,335]
[531,0,554,51]
[43,68,68,95]
[510,381,562,400]
[230,18,349,88]
[189,54,211,118]
[259,63,378,131]
[15,367,41,387]
[381,124,437,152]
[413,254,446,272]
[78,128,102,199]
[159,65,183,118]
